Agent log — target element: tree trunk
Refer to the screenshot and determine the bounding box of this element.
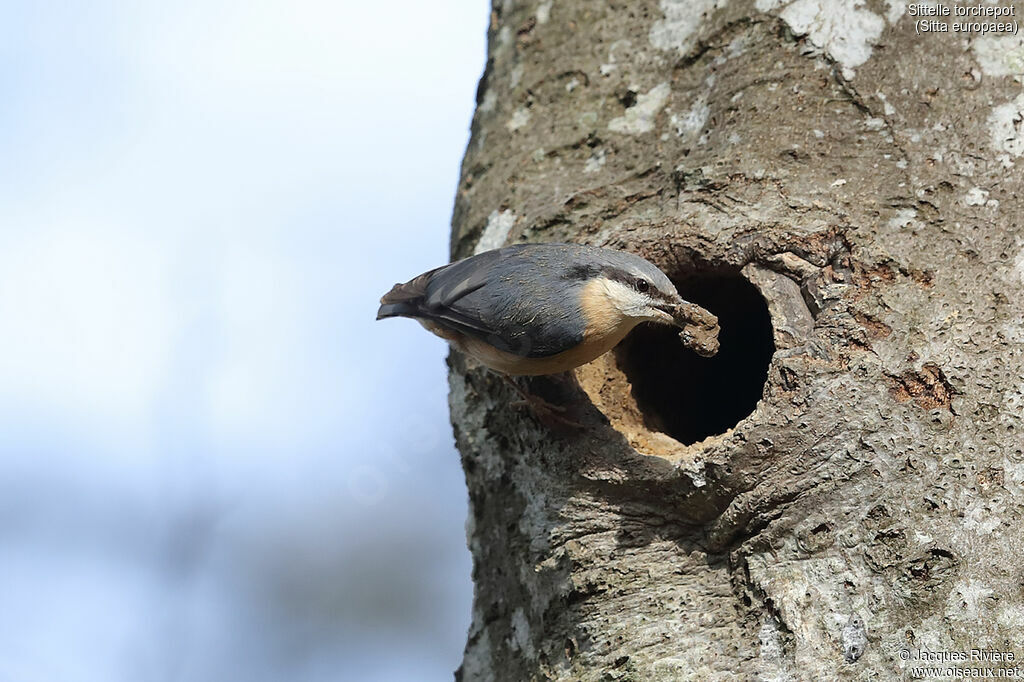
[449,1,1024,679]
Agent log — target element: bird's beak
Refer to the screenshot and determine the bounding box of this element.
[657,300,721,358]
[654,301,685,325]
[653,301,681,325]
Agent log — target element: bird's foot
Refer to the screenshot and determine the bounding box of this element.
[501,375,583,429]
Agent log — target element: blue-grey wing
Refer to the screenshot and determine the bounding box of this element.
[420,247,585,358]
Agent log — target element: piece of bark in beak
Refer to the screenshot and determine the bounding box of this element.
[669,301,720,358]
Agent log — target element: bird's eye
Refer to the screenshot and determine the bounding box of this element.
[635,278,650,293]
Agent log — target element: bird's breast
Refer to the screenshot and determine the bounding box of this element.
[579,278,632,341]
[457,329,634,375]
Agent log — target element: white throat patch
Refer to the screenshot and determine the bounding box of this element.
[599,278,656,320]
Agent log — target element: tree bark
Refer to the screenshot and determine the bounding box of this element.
[449,0,1024,679]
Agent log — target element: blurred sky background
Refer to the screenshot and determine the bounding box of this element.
[0,2,486,680]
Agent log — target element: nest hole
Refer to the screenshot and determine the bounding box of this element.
[613,271,774,445]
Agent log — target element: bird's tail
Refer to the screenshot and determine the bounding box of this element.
[376,267,441,320]
[376,300,419,320]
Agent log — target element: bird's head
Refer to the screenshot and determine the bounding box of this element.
[585,252,688,327]
[573,248,720,357]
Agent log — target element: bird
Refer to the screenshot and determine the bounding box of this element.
[376,242,719,378]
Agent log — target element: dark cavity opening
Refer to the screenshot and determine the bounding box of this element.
[615,272,775,445]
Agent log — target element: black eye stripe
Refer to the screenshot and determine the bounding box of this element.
[647,288,673,303]
[565,263,600,281]
[600,266,667,298]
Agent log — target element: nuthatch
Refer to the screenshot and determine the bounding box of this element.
[377,243,720,376]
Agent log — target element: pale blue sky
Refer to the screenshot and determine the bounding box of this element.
[0,2,486,680]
